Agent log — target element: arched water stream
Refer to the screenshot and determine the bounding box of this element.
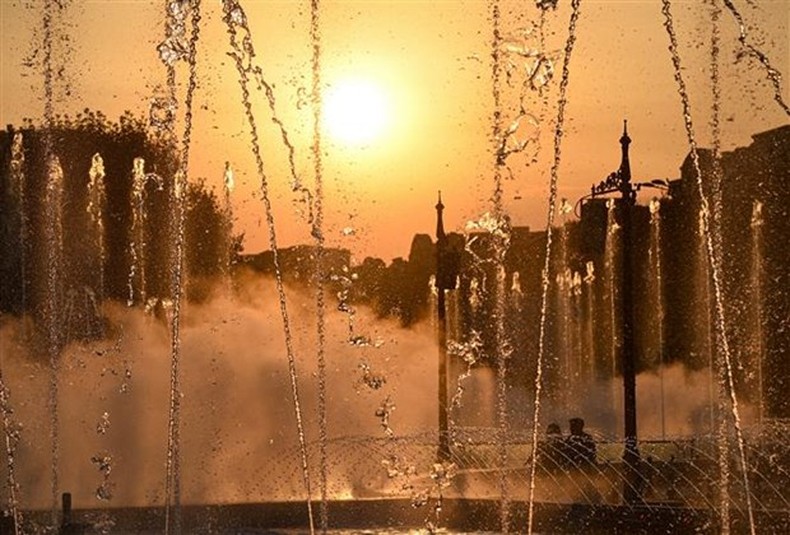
[0,1,788,533]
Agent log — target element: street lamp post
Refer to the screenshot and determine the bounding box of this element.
[435,192,453,462]
[584,121,666,504]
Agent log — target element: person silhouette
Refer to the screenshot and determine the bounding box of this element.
[566,417,596,466]
[536,422,566,469]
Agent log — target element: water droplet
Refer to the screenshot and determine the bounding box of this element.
[149,96,176,130]
[95,483,113,501]
[296,86,308,110]
[96,412,110,435]
[536,0,558,11]
[410,490,429,508]
[224,161,235,193]
[358,362,386,390]
[374,396,395,436]
[157,36,188,66]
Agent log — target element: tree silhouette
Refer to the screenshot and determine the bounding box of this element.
[0,112,232,349]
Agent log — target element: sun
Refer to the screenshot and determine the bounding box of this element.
[323,78,391,147]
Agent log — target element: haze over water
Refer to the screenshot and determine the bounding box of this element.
[1,1,790,534]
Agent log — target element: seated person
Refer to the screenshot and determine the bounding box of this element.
[535,422,567,469]
[565,417,596,466]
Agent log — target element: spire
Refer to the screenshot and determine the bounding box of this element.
[435,190,446,241]
[619,119,632,185]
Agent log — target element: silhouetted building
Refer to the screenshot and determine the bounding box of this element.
[663,125,790,418]
[0,118,233,350]
[239,124,790,421]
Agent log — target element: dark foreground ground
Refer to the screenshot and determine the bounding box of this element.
[9,499,790,534]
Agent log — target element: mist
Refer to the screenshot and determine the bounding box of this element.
[0,270,757,509]
[0,270,438,508]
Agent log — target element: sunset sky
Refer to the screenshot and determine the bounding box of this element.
[1,0,787,261]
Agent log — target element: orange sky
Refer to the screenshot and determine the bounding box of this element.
[1,0,787,261]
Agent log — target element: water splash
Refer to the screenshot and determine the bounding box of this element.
[87,153,106,303]
[750,200,764,426]
[570,271,584,386]
[164,167,186,534]
[40,3,66,521]
[42,0,57,132]
[488,2,514,528]
[721,0,790,116]
[708,3,731,530]
[357,362,386,391]
[557,199,575,408]
[90,453,114,501]
[582,262,596,380]
[661,1,755,532]
[332,267,361,344]
[528,1,583,532]
[220,0,307,219]
[222,162,235,289]
[425,461,457,533]
[157,1,190,67]
[10,133,28,319]
[0,371,21,534]
[649,199,666,439]
[375,396,396,437]
[128,160,164,308]
[447,331,483,442]
[164,2,202,532]
[605,199,620,400]
[222,2,315,532]
[150,94,177,132]
[536,0,558,10]
[496,19,553,173]
[96,411,110,435]
[156,0,189,141]
[308,1,329,529]
[129,158,147,307]
[45,155,65,524]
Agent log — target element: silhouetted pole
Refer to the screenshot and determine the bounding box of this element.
[437,283,450,461]
[617,124,641,504]
[585,121,641,504]
[436,192,451,462]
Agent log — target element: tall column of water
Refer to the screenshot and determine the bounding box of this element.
[707,5,732,529]
[449,286,460,349]
[221,3,315,532]
[557,206,572,409]
[10,133,27,319]
[750,201,764,426]
[548,266,571,410]
[698,211,720,426]
[222,162,235,292]
[487,1,512,530]
[649,199,666,439]
[45,156,65,525]
[41,0,63,523]
[0,368,20,534]
[583,262,596,382]
[2,132,25,534]
[87,154,106,305]
[661,2,754,531]
[527,2,583,532]
[604,199,621,430]
[308,1,329,530]
[129,158,147,307]
[165,165,186,533]
[158,0,183,517]
[163,1,202,532]
[571,271,584,387]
